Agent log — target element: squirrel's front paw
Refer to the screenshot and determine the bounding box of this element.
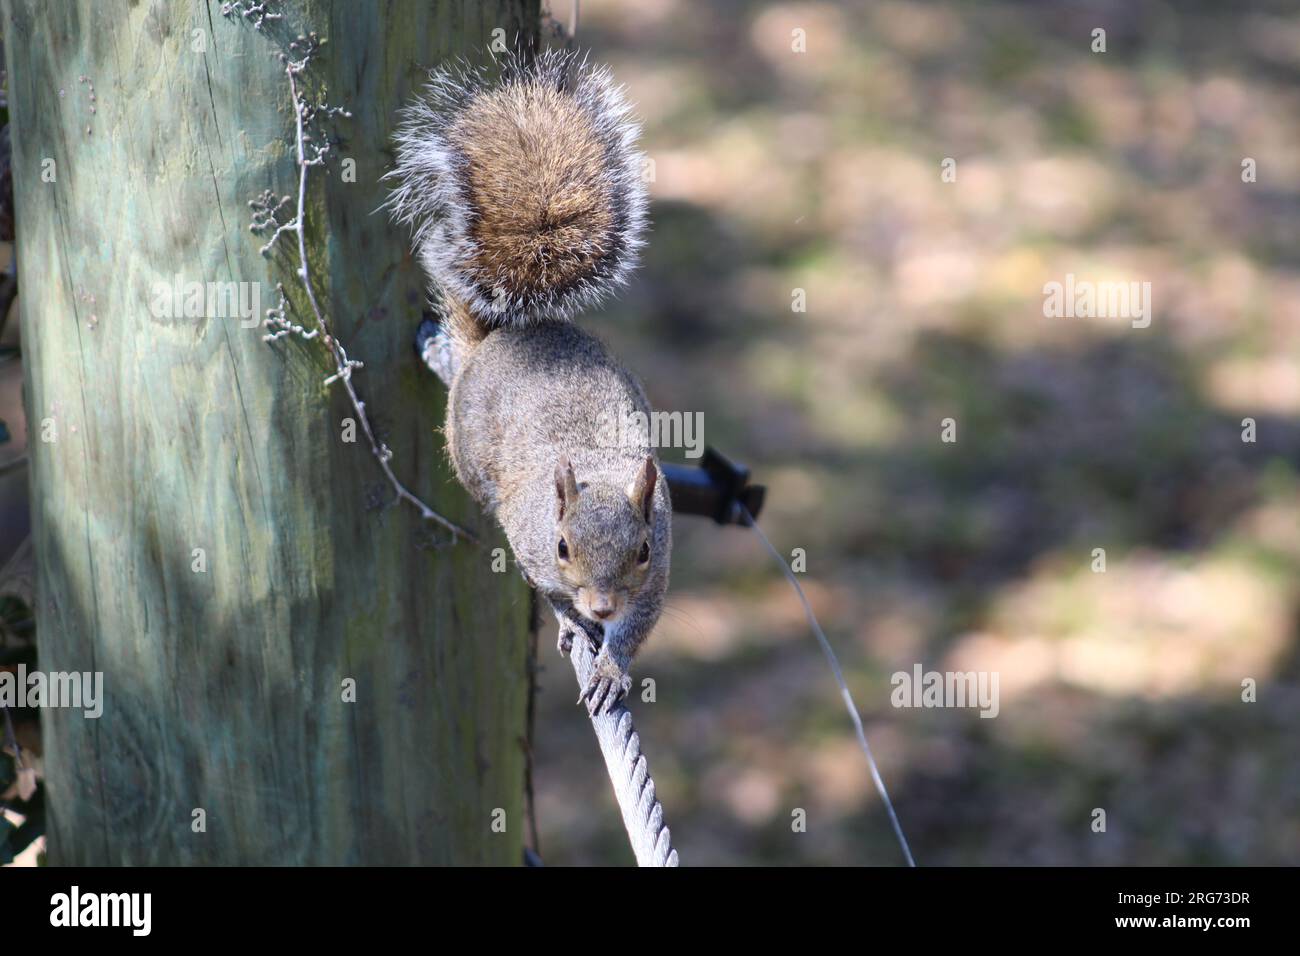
[557,626,574,657]
[578,653,632,716]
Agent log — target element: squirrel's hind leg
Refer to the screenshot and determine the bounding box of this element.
[414,316,458,387]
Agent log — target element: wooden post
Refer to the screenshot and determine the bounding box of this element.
[1,0,539,864]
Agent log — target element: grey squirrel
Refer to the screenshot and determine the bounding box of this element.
[386,50,668,715]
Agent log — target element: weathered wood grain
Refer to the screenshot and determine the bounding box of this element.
[1,0,539,864]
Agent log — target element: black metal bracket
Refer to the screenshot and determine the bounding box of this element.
[661,446,765,526]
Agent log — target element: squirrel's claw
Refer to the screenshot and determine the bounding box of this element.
[578,658,632,715]
[577,676,615,714]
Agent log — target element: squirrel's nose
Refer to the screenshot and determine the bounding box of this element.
[590,593,616,619]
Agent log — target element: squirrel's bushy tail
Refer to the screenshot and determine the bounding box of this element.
[386,49,648,327]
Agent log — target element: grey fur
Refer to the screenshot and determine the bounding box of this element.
[388,51,668,712]
[448,322,671,711]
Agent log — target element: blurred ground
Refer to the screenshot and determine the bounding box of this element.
[531,0,1300,865]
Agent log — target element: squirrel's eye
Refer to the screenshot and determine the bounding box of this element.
[558,538,569,561]
[638,541,650,564]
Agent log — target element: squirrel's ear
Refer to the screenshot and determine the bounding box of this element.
[555,457,580,520]
[628,455,657,524]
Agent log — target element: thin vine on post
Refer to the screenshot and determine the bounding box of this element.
[222,0,475,544]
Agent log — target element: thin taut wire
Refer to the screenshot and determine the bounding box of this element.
[740,505,916,867]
